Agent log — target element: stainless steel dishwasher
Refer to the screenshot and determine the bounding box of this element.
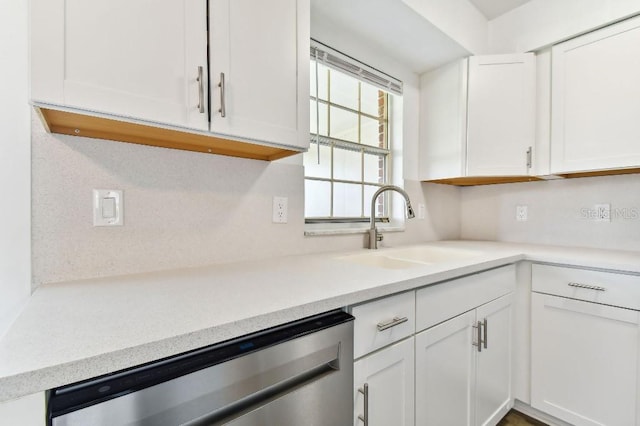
[47,310,354,426]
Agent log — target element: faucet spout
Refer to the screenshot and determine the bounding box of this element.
[368,185,415,249]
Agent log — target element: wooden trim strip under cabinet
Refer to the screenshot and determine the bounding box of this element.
[424,176,542,186]
[424,168,640,186]
[558,168,640,179]
[35,107,300,162]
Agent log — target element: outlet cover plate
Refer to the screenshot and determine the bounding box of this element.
[594,203,610,222]
[516,205,528,222]
[272,196,288,223]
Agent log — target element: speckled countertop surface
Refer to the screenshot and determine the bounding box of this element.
[1,240,639,402]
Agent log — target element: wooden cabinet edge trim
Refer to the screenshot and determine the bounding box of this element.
[423,176,542,186]
[558,168,640,179]
[34,106,302,162]
[423,168,640,186]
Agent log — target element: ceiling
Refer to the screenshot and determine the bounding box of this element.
[311,0,470,74]
[310,0,534,74]
[468,0,532,20]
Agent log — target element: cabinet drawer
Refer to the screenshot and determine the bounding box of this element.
[532,264,640,310]
[416,265,515,332]
[352,291,415,359]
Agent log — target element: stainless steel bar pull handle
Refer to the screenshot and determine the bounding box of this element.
[568,282,606,291]
[482,318,488,349]
[526,146,532,169]
[358,383,369,425]
[377,316,408,332]
[218,72,226,117]
[196,66,205,113]
[473,321,482,352]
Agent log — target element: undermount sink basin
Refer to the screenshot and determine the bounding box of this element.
[336,245,482,270]
[336,253,427,270]
[382,246,482,264]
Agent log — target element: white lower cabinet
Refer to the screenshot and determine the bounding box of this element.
[0,393,45,426]
[351,291,416,426]
[353,338,415,426]
[416,310,475,426]
[475,296,513,426]
[415,294,513,426]
[351,265,515,426]
[531,264,640,426]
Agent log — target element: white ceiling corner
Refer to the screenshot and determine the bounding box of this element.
[468,0,532,20]
[311,0,470,74]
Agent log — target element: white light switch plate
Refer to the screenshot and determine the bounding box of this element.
[93,189,123,226]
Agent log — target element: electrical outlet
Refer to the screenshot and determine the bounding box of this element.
[594,203,610,222]
[516,205,528,222]
[272,196,288,223]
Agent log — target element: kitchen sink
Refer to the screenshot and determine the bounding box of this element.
[336,245,482,270]
[381,245,482,264]
[336,253,427,270]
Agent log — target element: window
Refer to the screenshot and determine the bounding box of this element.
[305,43,402,224]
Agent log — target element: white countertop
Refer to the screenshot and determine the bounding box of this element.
[1,240,639,402]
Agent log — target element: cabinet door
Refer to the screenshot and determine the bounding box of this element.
[31,0,208,131]
[415,310,476,426]
[419,59,468,181]
[209,0,309,149]
[0,393,45,426]
[475,294,513,426]
[354,338,414,426]
[551,15,640,173]
[531,293,640,426]
[466,54,535,177]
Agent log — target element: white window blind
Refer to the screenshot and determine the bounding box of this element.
[310,39,403,96]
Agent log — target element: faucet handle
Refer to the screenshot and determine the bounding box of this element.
[376,230,383,242]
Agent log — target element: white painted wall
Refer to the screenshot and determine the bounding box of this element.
[460,174,640,251]
[489,0,640,53]
[402,0,489,54]
[0,0,31,337]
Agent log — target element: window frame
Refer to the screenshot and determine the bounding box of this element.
[305,58,393,223]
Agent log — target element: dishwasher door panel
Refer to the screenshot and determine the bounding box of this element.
[49,311,353,426]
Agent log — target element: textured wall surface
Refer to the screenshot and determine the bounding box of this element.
[460,174,640,251]
[31,115,461,286]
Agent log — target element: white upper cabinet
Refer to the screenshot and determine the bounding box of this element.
[466,55,536,177]
[31,0,209,131]
[210,0,309,150]
[551,15,640,174]
[419,53,535,182]
[30,0,309,159]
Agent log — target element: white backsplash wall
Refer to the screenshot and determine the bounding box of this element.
[460,174,640,251]
[31,115,302,285]
[32,116,461,286]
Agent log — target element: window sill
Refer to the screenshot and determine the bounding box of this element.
[304,223,406,236]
